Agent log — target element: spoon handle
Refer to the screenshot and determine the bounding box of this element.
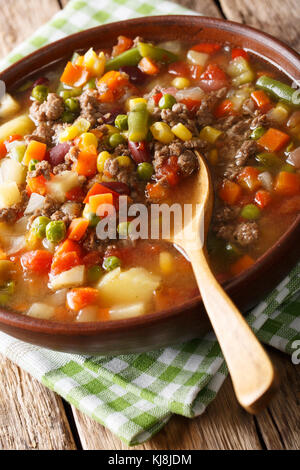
[188,247,279,414]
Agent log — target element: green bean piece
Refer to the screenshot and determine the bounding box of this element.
[281,163,296,173]
[117,221,131,238]
[31,85,49,103]
[250,126,266,140]
[105,48,142,71]
[65,97,80,113]
[46,220,66,243]
[87,213,101,228]
[115,114,128,131]
[87,265,103,283]
[31,216,51,239]
[137,162,154,181]
[83,78,97,90]
[61,110,76,123]
[137,42,178,64]
[103,256,121,271]
[109,132,126,148]
[58,87,82,100]
[256,75,300,108]
[255,152,283,169]
[17,80,34,93]
[128,102,149,142]
[240,204,261,220]
[159,93,177,110]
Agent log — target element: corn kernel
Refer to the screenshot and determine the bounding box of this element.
[75,55,84,66]
[74,117,90,134]
[268,102,290,125]
[209,148,218,166]
[26,230,40,250]
[199,126,223,144]
[83,48,105,76]
[159,251,174,275]
[105,124,120,135]
[128,97,147,111]
[116,155,132,167]
[171,77,190,89]
[78,132,98,150]
[171,123,192,141]
[97,151,111,173]
[150,122,174,144]
[82,203,92,218]
[59,125,80,142]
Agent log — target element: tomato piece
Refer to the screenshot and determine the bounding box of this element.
[67,287,99,311]
[156,156,180,186]
[214,99,234,119]
[219,180,242,205]
[200,64,228,91]
[254,190,272,209]
[180,98,202,112]
[82,251,103,267]
[231,48,249,60]
[153,92,163,106]
[238,167,261,192]
[0,141,7,159]
[112,35,133,57]
[189,64,204,80]
[65,185,85,202]
[168,61,191,77]
[21,250,53,273]
[51,251,81,276]
[191,43,221,54]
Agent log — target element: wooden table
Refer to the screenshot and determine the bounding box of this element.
[0,0,299,450]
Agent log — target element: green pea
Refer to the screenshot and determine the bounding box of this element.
[31,85,49,103]
[0,281,15,305]
[117,221,131,238]
[108,132,126,148]
[84,78,96,90]
[87,213,101,228]
[250,126,266,140]
[103,256,121,271]
[115,114,128,131]
[28,159,39,172]
[31,216,51,239]
[61,110,76,123]
[87,265,103,283]
[46,220,66,243]
[65,97,80,113]
[137,162,154,181]
[158,93,177,109]
[59,87,82,100]
[240,204,261,220]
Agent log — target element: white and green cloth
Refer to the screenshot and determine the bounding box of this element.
[0,0,299,446]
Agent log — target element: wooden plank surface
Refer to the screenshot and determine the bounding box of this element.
[0,0,299,451]
[220,0,300,52]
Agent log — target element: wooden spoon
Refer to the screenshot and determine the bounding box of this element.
[167,151,279,414]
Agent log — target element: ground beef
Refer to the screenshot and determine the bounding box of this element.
[104,157,136,186]
[234,140,258,166]
[30,93,64,123]
[177,150,198,176]
[251,112,270,129]
[65,146,80,165]
[50,202,83,225]
[214,205,240,223]
[233,221,259,246]
[29,195,61,224]
[28,160,51,179]
[216,115,240,131]
[30,121,54,146]
[112,143,131,157]
[161,103,198,134]
[218,117,252,161]
[197,87,227,127]
[79,89,103,126]
[151,106,162,120]
[222,163,241,181]
[242,98,256,116]
[0,191,29,224]
[81,228,106,252]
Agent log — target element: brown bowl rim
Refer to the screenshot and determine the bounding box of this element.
[0,14,299,336]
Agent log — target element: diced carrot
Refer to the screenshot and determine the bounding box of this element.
[5,134,22,144]
[214,99,234,118]
[97,71,129,103]
[219,180,242,205]
[231,48,249,60]
[231,255,255,276]
[55,239,82,258]
[191,43,221,54]
[73,150,97,177]
[112,35,133,57]
[251,90,272,114]
[238,167,261,192]
[27,175,47,196]
[67,287,99,311]
[274,171,300,196]
[21,250,53,273]
[0,141,7,159]
[146,182,169,200]
[156,156,180,187]
[138,57,159,75]
[98,308,110,321]
[83,182,119,203]
[0,248,7,260]
[258,128,290,152]
[51,251,81,276]
[60,61,90,87]
[254,190,272,209]
[89,193,114,215]
[65,185,85,202]
[68,218,89,241]
[23,140,47,165]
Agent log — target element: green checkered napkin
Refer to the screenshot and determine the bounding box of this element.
[0,0,299,446]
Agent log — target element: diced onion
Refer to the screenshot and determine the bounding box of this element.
[176,87,204,102]
[27,303,55,320]
[6,236,26,255]
[24,193,45,214]
[287,147,300,169]
[258,171,273,191]
[76,306,99,322]
[158,41,182,55]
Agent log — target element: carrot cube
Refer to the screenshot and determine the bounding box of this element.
[258,128,290,152]
[68,218,89,241]
[23,140,47,165]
